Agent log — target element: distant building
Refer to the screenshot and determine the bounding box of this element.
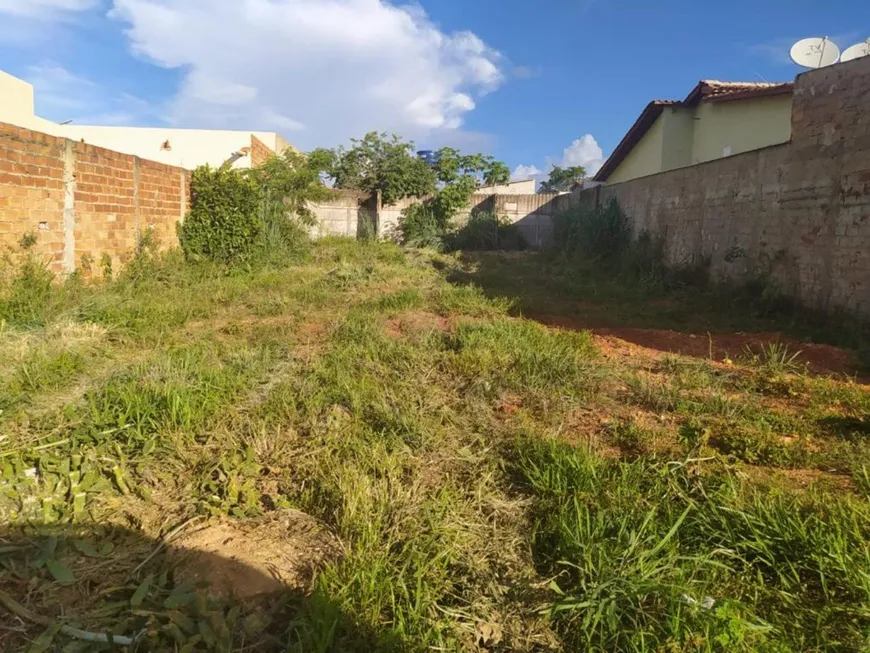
[478,178,537,195]
[0,69,293,169]
[594,80,794,184]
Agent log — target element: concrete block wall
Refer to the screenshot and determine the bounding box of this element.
[375,191,577,247]
[307,190,375,238]
[577,56,870,317]
[0,122,189,276]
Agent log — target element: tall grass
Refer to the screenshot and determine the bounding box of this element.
[513,438,870,651]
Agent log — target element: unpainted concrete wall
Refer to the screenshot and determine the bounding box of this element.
[307,190,376,239]
[578,57,870,317]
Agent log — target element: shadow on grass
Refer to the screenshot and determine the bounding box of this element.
[0,521,377,652]
[444,251,869,377]
[819,415,870,440]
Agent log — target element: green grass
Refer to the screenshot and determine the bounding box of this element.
[1,238,869,652]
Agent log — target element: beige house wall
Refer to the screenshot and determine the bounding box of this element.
[576,56,870,318]
[660,106,694,171]
[0,70,65,136]
[691,95,792,164]
[607,93,793,183]
[608,116,665,183]
[478,178,537,194]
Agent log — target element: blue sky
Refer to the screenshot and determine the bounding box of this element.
[0,0,867,179]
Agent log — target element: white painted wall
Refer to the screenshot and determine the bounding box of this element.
[0,70,65,135]
[478,178,537,194]
[0,68,292,169]
[60,125,280,169]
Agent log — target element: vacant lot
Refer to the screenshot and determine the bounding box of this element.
[1,239,869,651]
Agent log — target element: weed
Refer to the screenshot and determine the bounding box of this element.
[448,211,526,252]
[513,437,870,650]
[606,419,655,455]
[444,319,598,400]
[1,236,868,652]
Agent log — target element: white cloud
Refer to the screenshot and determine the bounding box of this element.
[0,0,98,43]
[25,62,159,125]
[0,0,98,17]
[513,133,606,189]
[560,134,605,174]
[511,164,543,181]
[108,0,507,148]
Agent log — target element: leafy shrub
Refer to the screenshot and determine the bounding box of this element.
[551,198,709,289]
[179,165,261,265]
[398,203,448,250]
[180,153,322,267]
[448,211,526,252]
[551,197,631,263]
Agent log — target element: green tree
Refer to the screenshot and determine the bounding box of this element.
[180,150,330,266]
[314,132,436,205]
[432,148,510,187]
[539,165,586,193]
[251,149,332,225]
[428,147,510,221]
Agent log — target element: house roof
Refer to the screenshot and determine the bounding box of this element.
[592,79,794,182]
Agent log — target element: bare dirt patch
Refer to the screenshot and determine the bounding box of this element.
[169,509,341,603]
[532,314,860,378]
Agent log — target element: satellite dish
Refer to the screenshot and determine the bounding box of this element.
[790,37,840,68]
[841,39,870,63]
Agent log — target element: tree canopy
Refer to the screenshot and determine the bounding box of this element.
[539,165,586,193]
[310,132,435,205]
[313,132,510,206]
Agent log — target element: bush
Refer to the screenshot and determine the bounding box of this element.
[448,211,526,252]
[399,205,526,253]
[551,198,709,289]
[180,155,320,268]
[398,203,449,250]
[551,197,630,263]
[179,165,261,265]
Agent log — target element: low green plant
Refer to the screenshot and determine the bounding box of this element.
[444,319,598,400]
[551,197,631,263]
[513,437,870,650]
[448,211,526,252]
[398,202,448,250]
[0,256,55,326]
[179,165,261,265]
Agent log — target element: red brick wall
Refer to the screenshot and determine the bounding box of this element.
[73,142,137,271]
[0,123,189,276]
[250,134,274,167]
[0,124,67,269]
[139,158,187,251]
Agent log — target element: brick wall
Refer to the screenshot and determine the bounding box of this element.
[250,134,273,168]
[578,56,870,318]
[0,125,67,269]
[0,123,189,276]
